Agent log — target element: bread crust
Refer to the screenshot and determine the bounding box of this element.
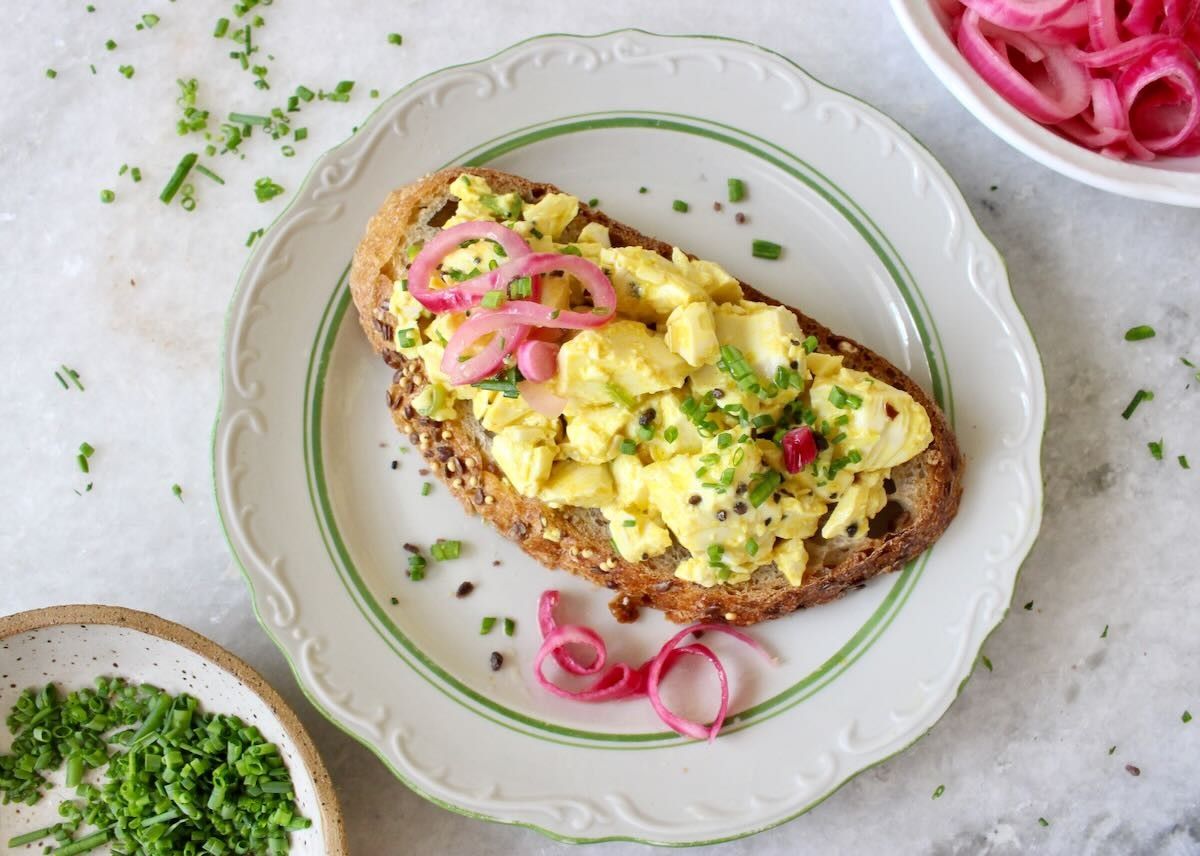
[349,168,963,625]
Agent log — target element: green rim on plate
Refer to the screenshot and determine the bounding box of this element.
[213,30,1044,847]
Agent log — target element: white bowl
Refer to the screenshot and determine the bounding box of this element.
[890,0,1200,206]
[0,605,347,854]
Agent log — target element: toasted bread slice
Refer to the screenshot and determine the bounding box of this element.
[350,168,963,626]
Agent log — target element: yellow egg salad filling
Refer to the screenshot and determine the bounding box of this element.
[390,173,934,588]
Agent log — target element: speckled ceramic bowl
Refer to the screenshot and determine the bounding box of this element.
[0,605,346,854]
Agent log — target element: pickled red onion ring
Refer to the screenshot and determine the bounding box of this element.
[537,590,595,674]
[440,253,616,384]
[957,10,1092,123]
[645,644,729,742]
[945,0,1200,160]
[533,625,647,702]
[515,339,559,383]
[533,591,774,740]
[960,0,1078,30]
[1118,40,1200,151]
[517,380,567,419]
[406,221,533,313]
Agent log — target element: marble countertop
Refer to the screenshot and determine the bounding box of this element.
[3,1,1198,853]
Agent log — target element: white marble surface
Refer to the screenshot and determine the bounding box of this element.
[2,2,1198,853]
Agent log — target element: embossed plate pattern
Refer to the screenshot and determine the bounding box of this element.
[213,31,1045,845]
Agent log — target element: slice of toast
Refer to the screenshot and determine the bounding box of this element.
[349,167,963,626]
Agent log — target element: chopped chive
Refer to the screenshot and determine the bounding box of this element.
[118,64,134,78]
[100,189,115,203]
[253,177,284,202]
[1038,818,1049,827]
[106,38,117,50]
[1148,439,1164,460]
[1183,710,1193,723]
[664,426,679,443]
[480,616,496,635]
[141,13,159,28]
[560,244,582,256]
[481,290,505,309]
[1121,388,1153,420]
[194,164,224,184]
[214,17,229,37]
[159,153,197,204]
[295,84,315,102]
[53,830,109,855]
[77,454,89,473]
[829,386,863,409]
[622,519,637,528]
[980,655,993,672]
[802,335,819,354]
[407,553,426,579]
[1180,455,1190,469]
[1024,601,1033,610]
[387,32,403,45]
[748,470,782,507]
[727,178,745,202]
[171,483,183,501]
[1101,624,1109,638]
[79,442,95,458]
[588,197,599,207]
[606,382,636,410]
[638,186,648,193]
[431,540,462,561]
[932,784,945,800]
[8,825,59,847]
[245,227,264,247]
[421,481,432,495]
[751,239,782,260]
[229,112,269,126]
[745,538,758,557]
[45,68,57,79]
[672,199,689,212]
[369,89,379,98]
[54,371,68,389]
[1124,325,1156,341]
[503,618,515,637]
[130,166,141,182]
[620,439,638,455]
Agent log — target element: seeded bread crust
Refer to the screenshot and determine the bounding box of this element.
[349,167,963,626]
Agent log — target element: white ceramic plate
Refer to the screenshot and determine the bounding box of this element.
[0,605,345,853]
[214,30,1045,845]
[891,1,1200,207]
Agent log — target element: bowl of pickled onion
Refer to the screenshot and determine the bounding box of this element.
[891,0,1200,205]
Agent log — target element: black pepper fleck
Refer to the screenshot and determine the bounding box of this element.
[716,510,727,521]
[1125,764,1141,776]
[390,460,399,470]
[713,201,723,211]
[638,408,656,427]
[711,388,725,399]
[846,523,858,537]
[456,581,475,598]
[734,212,746,224]
[403,543,421,554]
[489,651,504,671]
[733,501,748,515]
[688,494,702,506]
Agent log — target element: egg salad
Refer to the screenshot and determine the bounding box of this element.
[390,173,934,589]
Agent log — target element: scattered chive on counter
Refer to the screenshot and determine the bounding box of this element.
[1121,389,1153,420]
[980,655,993,672]
[171,483,183,501]
[1124,324,1156,341]
[751,239,782,260]
[0,679,309,853]
[99,189,115,204]
[1180,455,1191,469]
[387,32,403,45]
[480,616,496,635]
[931,784,945,800]
[1038,817,1050,827]
[420,481,432,496]
[503,618,515,637]
[159,153,197,204]
[254,177,285,202]
[727,178,745,202]
[672,199,689,213]
[46,68,57,79]
[1148,439,1164,460]
[430,540,461,561]
[118,64,135,79]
